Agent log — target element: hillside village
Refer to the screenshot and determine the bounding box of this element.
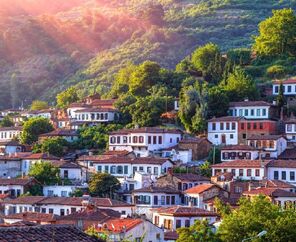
[2,5,296,242]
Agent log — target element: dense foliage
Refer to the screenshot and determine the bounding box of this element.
[88,173,120,197]
[28,161,60,185]
[33,137,68,157]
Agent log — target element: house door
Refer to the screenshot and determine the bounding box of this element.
[221,134,226,144]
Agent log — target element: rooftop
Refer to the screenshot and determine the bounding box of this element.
[273,78,296,84]
[278,148,296,160]
[0,178,36,186]
[212,160,268,168]
[221,145,257,151]
[133,185,180,194]
[0,224,101,242]
[208,116,243,122]
[3,212,57,222]
[110,127,183,135]
[24,153,60,160]
[184,184,218,194]
[39,129,78,137]
[161,173,210,182]
[247,135,284,140]
[244,187,296,197]
[153,206,217,217]
[0,126,22,131]
[74,107,117,113]
[229,100,273,107]
[96,218,142,233]
[267,159,296,168]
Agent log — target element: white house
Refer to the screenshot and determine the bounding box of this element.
[285,118,296,142]
[0,178,39,197]
[220,145,259,162]
[247,135,287,159]
[43,184,88,197]
[132,185,181,219]
[228,100,277,119]
[0,140,24,155]
[77,155,174,179]
[109,127,183,157]
[211,160,268,181]
[266,160,296,185]
[3,196,134,216]
[0,127,22,142]
[38,129,78,143]
[21,110,52,119]
[273,79,296,96]
[73,107,118,124]
[184,184,228,210]
[152,206,218,231]
[0,154,24,178]
[207,116,242,145]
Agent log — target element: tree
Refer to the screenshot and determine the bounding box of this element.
[277,81,286,109]
[198,161,211,177]
[20,117,54,145]
[56,86,79,108]
[218,196,296,242]
[114,93,137,125]
[191,43,224,83]
[89,173,120,197]
[213,197,231,218]
[208,86,229,118]
[179,81,208,134]
[70,188,84,197]
[177,219,219,242]
[223,68,258,102]
[253,8,296,56]
[227,48,251,66]
[0,116,14,127]
[28,161,60,185]
[34,137,68,157]
[30,100,49,110]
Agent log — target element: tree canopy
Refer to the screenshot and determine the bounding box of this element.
[88,173,120,197]
[20,117,54,145]
[28,161,60,185]
[56,86,79,108]
[0,116,14,128]
[33,137,68,157]
[30,100,49,110]
[253,8,296,56]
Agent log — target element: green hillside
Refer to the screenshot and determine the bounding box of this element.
[1,0,296,108]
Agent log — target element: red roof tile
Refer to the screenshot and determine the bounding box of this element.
[184,184,218,194]
[3,212,57,222]
[110,127,183,135]
[247,135,285,140]
[24,153,60,160]
[267,159,296,168]
[0,178,36,186]
[221,145,257,151]
[212,160,268,168]
[153,206,217,217]
[273,79,296,84]
[244,187,296,197]
[208,116,243,122]
[39,129,78,137]
[97,218,142,233]
[133,185,180,194]
[229,101,273,107]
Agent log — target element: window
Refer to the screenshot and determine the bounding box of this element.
[290,171,295,181]
[47,190,54,196]
[275,86,279,93]
[133,136,138,143]
[185,220,190,227]
[61,191,67,197]
[251,109,254,116]
[117,136,120,144]
[147,167,152,174]
[154,215,159,225]
[110,136,116,144]
[123,136,128,143]
[164,219,173,230]
[153,136,157,144]
[117,166,123,174]
[239,109,243,116]
[60,209,65,216]
[234,186,242,193]
[287,124,293,132]
[170,138,173,143]
[148,136,151,144]
[171,196,176,205]
[49,209,54,214]
[176,219,182,229]
[41,208,46,213]
[71,207,76,213]
[255,169,260,177]
[244,109,248,116]
[154,167,159,175]
[166,196,170,205]
[274,171,279,180]
[226,123,230,130]
[256,109,260,116]
[158,136,162,144]
[247,169,251,176]
[232,122,236,130]
[241,123,245,130]
[139,136,144,143]
[230,134,234,139]
[124,166,128,174]
[97,166,102,173]
[161,196,165,205]
[253,123,257,129]
[212,123,216,130]
[247,123,251,130]
[220,122,224,130]
[288,85,292,92]
[105,166,109,173]
[154,195,158,205]
[262,109,266,116]
[110,166,116,174]
[239,169,243,176]
[282,171,286,180]
[215,134,218,138]
[231,169,236,175]
[139,166,144,172]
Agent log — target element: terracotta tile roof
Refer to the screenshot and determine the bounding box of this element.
[213,172,234,181]
[0,152,32,161]
[267,159,296,168]
[78,156,172,165]
[273,78,296,84]
[133,185,180,194]
[229,101,273,107]
[247,135,284,140]
[203,194,239,206]
[211,160,268,168]
[24,153,60,160]
[102,150,132,156]
[69,102,90,108]
[179,137,210,144]
[164,231,178,240]
[3,212,58,222]
[221,145,257,151]
[264,180,296,189]
[90,99,117,107]
[170,173,210,182]
[56,208,120,222]
[0,140,22,146]
[184,184,218,194]
[97,218,142,233]
[208,116,243,122]
[243,187,296,197]
[3,196,133,207]
[0,126,22,131]
[0,224,101,241]
[0,178,36,186]
[153,206,217,217]
[110,127,183,135]
[278,148,296,160]
[39,129,78,137]
[51,160,81,169]
[285,118,296,124]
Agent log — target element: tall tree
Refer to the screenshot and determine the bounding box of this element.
[20,117,54,145]
[276,81,286,109]
[89,173,120,197]
[28,162,60,185]
[253,8,296,56]
[56,86,79,108]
